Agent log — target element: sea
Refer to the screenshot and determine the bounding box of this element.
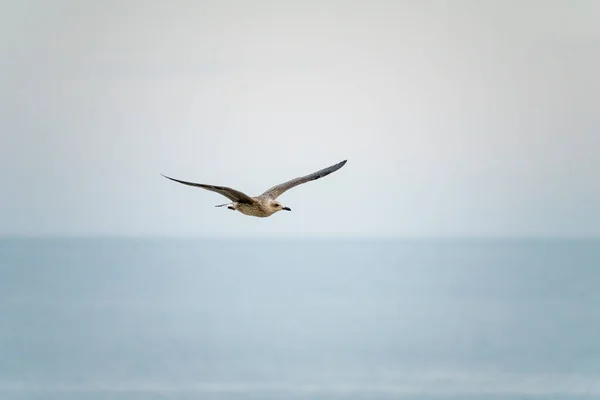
[1,237,599,400]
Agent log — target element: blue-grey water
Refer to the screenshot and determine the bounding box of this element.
[1,238,599,399]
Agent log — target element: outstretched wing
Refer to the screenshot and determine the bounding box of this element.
[161,174,256,204]
[260,160,347,199]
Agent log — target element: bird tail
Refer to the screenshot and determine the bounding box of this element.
[215,202,232,208]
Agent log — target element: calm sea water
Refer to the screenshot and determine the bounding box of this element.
[1,238,599,399]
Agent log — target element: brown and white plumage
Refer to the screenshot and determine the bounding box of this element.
[259,160,347,199]
[162,160,347,218]
[159,178,255,204]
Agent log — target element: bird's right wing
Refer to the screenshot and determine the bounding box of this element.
[260,160,347,199]
[161,174,256,204]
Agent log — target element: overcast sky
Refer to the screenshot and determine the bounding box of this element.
[1,0,599,237]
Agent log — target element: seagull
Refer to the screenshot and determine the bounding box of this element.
[162,160,347,218]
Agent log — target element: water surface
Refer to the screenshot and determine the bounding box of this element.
[1,238,599,399]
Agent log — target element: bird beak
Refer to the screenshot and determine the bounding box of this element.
[283,207,291,211]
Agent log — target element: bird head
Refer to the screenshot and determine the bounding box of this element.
[269,200,291,213]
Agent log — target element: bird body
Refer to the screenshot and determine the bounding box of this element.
[230,198,283,218]
[162,160,347,218]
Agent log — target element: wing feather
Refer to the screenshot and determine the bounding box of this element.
[161,174,255,204]
[260,160,347,199]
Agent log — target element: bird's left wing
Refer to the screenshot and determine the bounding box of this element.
[161,174,256,204]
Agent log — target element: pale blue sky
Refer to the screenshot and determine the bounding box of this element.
[1,0,599,237]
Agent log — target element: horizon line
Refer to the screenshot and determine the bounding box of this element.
[1,234,599,241]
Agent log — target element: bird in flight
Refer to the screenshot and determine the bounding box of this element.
[162,160,347,218]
